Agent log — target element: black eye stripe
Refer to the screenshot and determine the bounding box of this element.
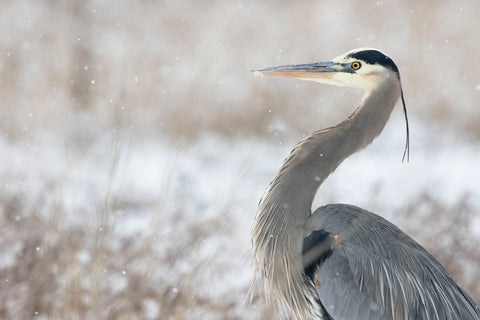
[346,49,399,74]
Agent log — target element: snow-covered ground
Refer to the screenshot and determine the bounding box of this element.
[1,116,479,319]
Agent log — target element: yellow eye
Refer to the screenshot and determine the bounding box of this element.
[351,61,361,70]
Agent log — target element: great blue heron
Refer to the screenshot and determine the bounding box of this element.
[251,48,480,320]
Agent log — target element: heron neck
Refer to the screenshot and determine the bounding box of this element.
[252,76,400,315]
[265,76,400,220]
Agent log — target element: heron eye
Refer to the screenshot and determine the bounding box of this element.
[351,61,361,70]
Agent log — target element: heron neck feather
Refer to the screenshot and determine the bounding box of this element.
[252,75,401,318]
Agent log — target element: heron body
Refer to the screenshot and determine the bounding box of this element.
[251,48,480,320]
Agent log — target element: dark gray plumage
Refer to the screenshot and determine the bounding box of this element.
[251,48,480,320]
[306,204,479,319]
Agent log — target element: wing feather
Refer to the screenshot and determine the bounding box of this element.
[304,204,480,320]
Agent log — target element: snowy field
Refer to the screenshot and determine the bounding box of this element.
[1,1,480,319]
[2,122,480,319]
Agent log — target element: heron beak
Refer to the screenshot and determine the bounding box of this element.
[252,61,345,81]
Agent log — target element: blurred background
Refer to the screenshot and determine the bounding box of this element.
[1,0,479,319]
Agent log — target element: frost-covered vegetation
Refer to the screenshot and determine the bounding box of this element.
[1,1,479,319]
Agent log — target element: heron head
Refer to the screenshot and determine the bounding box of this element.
[252,48,400,91]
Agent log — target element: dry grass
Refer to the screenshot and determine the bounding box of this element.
[0,179,267,319]
[2,168,479,319]
[1,1,479,141]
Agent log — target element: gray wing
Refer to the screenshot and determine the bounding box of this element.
[314,245,389,320]
[303,204,480,320]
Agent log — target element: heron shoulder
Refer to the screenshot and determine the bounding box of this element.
[306,203,401,238]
